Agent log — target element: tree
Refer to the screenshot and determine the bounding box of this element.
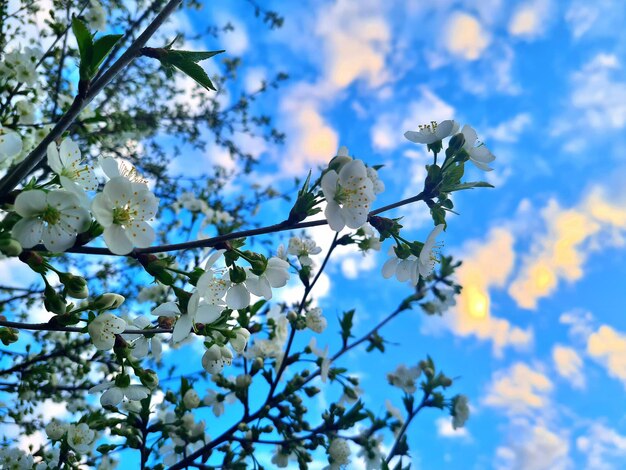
[0,1,495,468]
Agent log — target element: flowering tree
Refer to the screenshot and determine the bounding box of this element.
[0,1,496,468]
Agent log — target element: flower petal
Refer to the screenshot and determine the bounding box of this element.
[14,190,46,217]
[12,218,43,248]
[103,225,133,255]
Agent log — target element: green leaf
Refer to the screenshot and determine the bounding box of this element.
[168,50,224,62]
[89,34,123,75]
[72,17,92,62]
[449,181,495,191]
[171,57,217,90]
[339,310,355,346]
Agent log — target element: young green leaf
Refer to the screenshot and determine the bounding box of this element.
[90,34,123,76]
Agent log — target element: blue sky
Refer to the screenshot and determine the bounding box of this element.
[6,0,626,468]
[167,0,626,468]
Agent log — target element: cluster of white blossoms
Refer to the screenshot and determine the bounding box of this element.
[0,46,42,86]
[7,136,160,255]
[382,224,445,285]
[45,420,96,454]
[452,394,470,429]
[174,191,234,229]
[404,119,496,171]
[156,411,208,466]
[322,146,384,232]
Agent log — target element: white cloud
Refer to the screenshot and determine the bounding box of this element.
[371,87,456,151]
[552,54,626,151]
[436,417,469,439]
[484,363,552,415]
[508,0,553,39]
[484,113,532,143]
[495,425,570,470]
[577,423,626,469]
[552,345,585,389]
[444,12,491,61]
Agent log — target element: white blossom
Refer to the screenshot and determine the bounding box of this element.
[288,237,322,266]
[183,389,200,409]
[326,438,351,469]
[85,0,106,30]
[306,307,327,333]
[202,344,233,374]
[124,315,161,360]
[404,119,459,145]
[91,177,159,254]
[45,420,68,440]
[0,126,22,162]
[245,257,290,300]
[47,138,97,198]
[452,394,470,429]
[322,159,376,231]
[89,381,150,407]
[12,189,90,251]
[230,328,250,353]
[461,124,496,171]
[67,423,96,453]
[387,364,422,394]
[88,313,127,350]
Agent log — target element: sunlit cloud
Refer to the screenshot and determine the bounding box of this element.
[508,0,553,39]
[509,187,626,309]
[424,228,533,354]
[444,12,491,61]
[484,363,553,414]
[587,325,626,387]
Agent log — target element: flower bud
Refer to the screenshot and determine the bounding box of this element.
[140,369,159,390]
[236,374,252,389]
[0,237,22,256]
[43,285,66,315]
[230,328,250,354]
[92,293,125,310]
[60,273,89,299]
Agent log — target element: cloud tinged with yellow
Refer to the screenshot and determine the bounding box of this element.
[587,325,626,386]
[277,0,391,175]
[425,227,533,354]
[484,362,553,415]
[508,187,626,310]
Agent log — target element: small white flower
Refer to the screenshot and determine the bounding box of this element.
[326,438,351,468]
[322,159,376,231]
[271,447,294,468]
[45,420,68,440]
[85,0,106,30]
[91,177,159,255]
[387,364,422,394]
[418,224,444,277]
[452,394,470,429]
[89,381,150,407]
[67,423,95,453]
[47,138,97,198]
[88,313,127,350]
[381,224,444,285]
[124,315,161,360]
[404,120,459,145]
[202,344,233,374]
[12,189,90,251]
[460,124,495,171]
[306,307,327,333]
[366,166,385,194]
[309,338,331,383]
[245,257,290,300]
[288,237,322,266]
[183,389,200,409]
